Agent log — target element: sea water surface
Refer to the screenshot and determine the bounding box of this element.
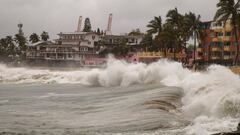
[0,58,240,135]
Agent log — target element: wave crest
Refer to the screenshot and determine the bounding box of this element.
[1,58,240,120]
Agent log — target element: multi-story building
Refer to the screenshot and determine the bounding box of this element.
[197,20,239,65]
[26,32,101,66]
[26,14,144,66]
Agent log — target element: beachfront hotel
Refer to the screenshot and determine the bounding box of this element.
[197,20,240,65]
[26,14,144,66]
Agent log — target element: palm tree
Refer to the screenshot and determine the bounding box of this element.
[29,33,40,43]
[158,23,177,57]
[15,33,27,56]
[214,0,240,65]
[5,36,16,56]
[185,12,202,65]
[41,31,49,41]
[166,8,184,60]
[141,34,154,51]
[147,16,162,36]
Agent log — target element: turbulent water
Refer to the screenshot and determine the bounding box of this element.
[0,58,240,135]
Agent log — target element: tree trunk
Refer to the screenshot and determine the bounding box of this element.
[221,42,224,65]
[233,21,239,66]
[164,43,167,57]
[193,34,196,65]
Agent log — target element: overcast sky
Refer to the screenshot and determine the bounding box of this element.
[0,0,218,39]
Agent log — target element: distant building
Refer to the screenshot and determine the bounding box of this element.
[101,34,144,53]
[26,14,144,66]
[26,32,101,66]
[197,20,240,65]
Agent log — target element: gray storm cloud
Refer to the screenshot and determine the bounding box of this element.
[0,0,218,38]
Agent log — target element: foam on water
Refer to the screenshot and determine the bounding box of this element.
[0,57,240,134]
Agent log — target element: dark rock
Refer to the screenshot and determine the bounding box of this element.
[212,122,240,135]
[212,131,240,135]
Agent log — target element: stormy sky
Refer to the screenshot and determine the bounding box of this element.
[0,0,218,39]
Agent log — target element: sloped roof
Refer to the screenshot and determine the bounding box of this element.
[28,41,53,47]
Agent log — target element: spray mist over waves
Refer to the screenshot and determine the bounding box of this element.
[0,58,190,86]
[1,58,240,123]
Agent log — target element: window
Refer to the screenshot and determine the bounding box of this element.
[225,32,231,36]
[232,41,238,46]
[209,32,215,38]
[210,42,215,46]
[80,47,88,52]
[214,22,222,27]
[68,54,73,58]
[224,42,231,46]
[216,32,223,37]
[217,42,223,46]
[224,52,230,55]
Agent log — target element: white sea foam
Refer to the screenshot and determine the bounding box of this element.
[0,57,240,134]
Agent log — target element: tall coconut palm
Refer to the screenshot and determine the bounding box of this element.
[0,38,8,57]
[147,16,162,36]
[15,33,27,56]
[214,0,240,65]
[5,36,16,56]
[166,8,184,60]
[185,12,202,65]
[158,23,177,57]
[29,33,40,43]
[141,34,154,51]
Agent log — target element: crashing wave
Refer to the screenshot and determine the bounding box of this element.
[0,57,240,134]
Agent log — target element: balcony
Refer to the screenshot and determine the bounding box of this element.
[212,37,219,42]
[224,46,230,51]
[211,56,221,60]
[225,25,233,32]
[196,56,203,60]
[137,52,186,59]
[213,27,223,32]
[211,47,221,52]
[137,52,164,58]
[223,36,231,42]
[224,56,232,60]
[197,48,203,52]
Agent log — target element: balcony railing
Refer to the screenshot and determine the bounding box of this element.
[223,36,231,41]
[137,52,186,59]
[224,56,232,60]
[212,27,223,32]
[224,46,230,51]
[196,56,203,60]
[212,37,219,42]
[211,47,221,52]
[211,56,221,60]
[197,48,203,52]
[225,25,233,32]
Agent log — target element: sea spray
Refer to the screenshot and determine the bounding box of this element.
[0,58,240,134]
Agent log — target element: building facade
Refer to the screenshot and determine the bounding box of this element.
[26,32,101,66]
[197,20,240,65]
[26,14,145,66]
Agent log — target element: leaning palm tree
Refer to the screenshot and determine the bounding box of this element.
[147,16,162,36]
[214,0,240,65]
[185,12,202,65]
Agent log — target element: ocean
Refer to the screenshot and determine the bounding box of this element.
[0,58,240,135]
